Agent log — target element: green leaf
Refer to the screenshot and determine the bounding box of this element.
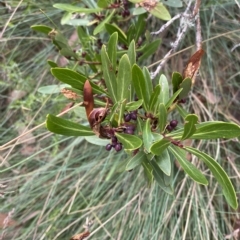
[186,147,238,209]
[115,133,142,151]
[149,3,171,21]
[31,25,52,34]
[150,138,171,156]
[125,99,143,111]
[94,10,115,35]
[117,100,127,126]
[53,4,102,13]
[127,40,136,66]
[85,136,110,146]
[149,85,161,115]
[127,25,135,44]
[77,26,89,48]
[143,67,153,97]
[101,45,117,103]
[128,0,142,3]
[159,103,167,133]
[107,32,118,72]
[172,72,183,93]
[133,7,147,15]
[132,64,149,111]
[165,88,183,109]
[178,77,192,100]
[176,104,188,119]
[150,159,173,194]
[47,60,58,68]
[126,151,147,171]
[38,84,69,94]
[181,114,198,140]
[59,48,79,60]
[61,12,72,25]
[138,39,161,61]
[193,121,240,139]
[169,145,208,185]
[142,158,154,186]
[159,74,169,104]
[163,0,183,7]
[135,13,147,42]
[117,54,131,101]
[143,119,154,153]
[46,114,94,136]
[105,23,128,45]
[97,0,111,8]
[155,149,171,176]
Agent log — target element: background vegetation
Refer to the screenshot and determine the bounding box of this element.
[0,0,240,239]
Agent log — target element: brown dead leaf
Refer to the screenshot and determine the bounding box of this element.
[0,213,17,229]
[70,231,90,240]
[61,88,79,100]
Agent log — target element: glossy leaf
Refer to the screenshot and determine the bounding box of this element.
[125,99,143,111]
[159,103,167,133]
[115,133,142,150]
[150,138,171,156]
[165,88,183,109]
[185,147,238,209]
[169,145,208,185]
[117,54,131,101]
[181,114,198,140]
[172,72,183,93]
[159,74,169,105]
[142,158,154,186]
[132,64,149,111]
[101,45,117,103]
[94,10,115,35]
[31,25,52,34]
[127,40,136,66]
[53,4,102,13]
[150,160,173,194]
[138,39,161,61]
[149,85,161,115]
[155,149,171,176]
[178,77,192,100]
[107,32,118,72]
[149,3,171,21]
[46,114,94,136]
[126,151,147,171]
[105,23,128,45]
[143,119,154,153]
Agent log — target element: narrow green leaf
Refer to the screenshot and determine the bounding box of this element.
[85,136,110,146]
[101,45,117,103]
[53,4,102,13]
[127,25,135,44]
[132,64,149,111]
[181,114,198,140]
[47,60,58,68]
[117,54,131,101]
[127,40,136,66]
[143,119,154,153]
[133,7,147,15]
[155,149,171,176]
[172,72,183,93]
[186,147,238,209]
[143,67,153,98]
[59,48,79,60]
[31,25,52,34]
[117,100,127,126]
[126,151,147,171]
[94,10,115,35]
[137,116,144,135]
[125,99,143,111]
[149,3,171,21]
[178,77,192,100]
[169,145,208,185]
[138,39,161,61]
[150,138,171,156]
[159,103,167,133]
[105,23,128,45]
[165,88,183,109]
[77,26,89,48]
[176,104,188,119]
[115,133,142,150]
[150,159,173,194]
[142,158,154,186]
[135,13,147,41]
[159,74,169,104]
[107,32,118,72]
[46,114,94,136]
[149,85,161,115]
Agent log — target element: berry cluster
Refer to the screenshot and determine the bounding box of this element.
[121,0,130,17]
[106,136,123,152]
[166,120,178,132]
[124,110,138,122]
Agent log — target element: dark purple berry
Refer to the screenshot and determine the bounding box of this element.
[81,52,86,57]
[125,124,135,131]
[170,120,178,128]
[166,125,173,132]
[180,98,187,103]
[130,112,137,120]
[106,144,112,151]
[124,114,131,122]
[125,129,134,134]
[111,136,118,144]
[115,143,122,152]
